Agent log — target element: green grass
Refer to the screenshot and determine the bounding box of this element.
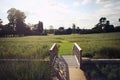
[82,63,120,80]
[0,32,120,80]
[58,39,73,55]
[0,36,59,59]
[73,33,120,58]
[0,32,120,58]
[0,61,51,80]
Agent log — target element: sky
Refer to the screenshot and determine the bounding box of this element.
[0,0,120,29]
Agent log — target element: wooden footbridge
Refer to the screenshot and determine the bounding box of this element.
[49,43,120,80]
[49,43,87,80]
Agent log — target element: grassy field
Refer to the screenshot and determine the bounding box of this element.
[0,36,59,59]
[58,32,120,58]
[0,32,120,80]
[0,61,51,80]
[0,32,120,58]
[68,33,120,58]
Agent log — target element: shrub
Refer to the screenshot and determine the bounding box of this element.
[94,47,120,58]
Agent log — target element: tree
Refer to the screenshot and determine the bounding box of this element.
[54,27,65,35]
[31,21,44,35]
[7,8,16,29]
[92,23,103,33]
[7,8,26,36]
[16,19,26,36]
[104,20,114,32]
[0,19,3,25]
[76,27,80,33]
[66,27,72,34]
[99,17,106,25]
[0,19,3,30]
[92,17,115,33]
[114,18,120,32]
[49,25,54,34]
[72,23,76,33]
[59,27,64,31]
[0,19,3,37]
[37,21,43,34]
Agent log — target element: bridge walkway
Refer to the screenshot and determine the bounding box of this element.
[50,43,87,80]
[61,55,86,80]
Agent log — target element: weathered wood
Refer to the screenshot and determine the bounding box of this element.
[53,56,69,80]
[49,43,68,80]
[49,43,58,64]
[49,43,120,80]
[62,56,79,68]
[73,43,82,68]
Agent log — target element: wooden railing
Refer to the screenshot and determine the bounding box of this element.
[73,43,82,68]
[49,43,69,80]
[54,57,69,80]
[49,43,58,64]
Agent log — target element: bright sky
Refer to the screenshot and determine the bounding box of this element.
[0,0,120,29]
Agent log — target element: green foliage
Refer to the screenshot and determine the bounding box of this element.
[0,32,120,58]
[94,47,120,58]
[69,33,120,58]
[0,32,120,80]
[0,36,59,59]
[0,61,51,80]
[82,63,120,80]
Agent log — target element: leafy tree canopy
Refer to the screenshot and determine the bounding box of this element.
[7,8,26,23]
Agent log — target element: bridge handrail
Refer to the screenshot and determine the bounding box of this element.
[49,43,58,64]
[49,43,68,80]
[73,43,82,68]
[54,57,68,80]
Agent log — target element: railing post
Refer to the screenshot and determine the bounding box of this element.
[73,43,82,68]
[49,43,58,64]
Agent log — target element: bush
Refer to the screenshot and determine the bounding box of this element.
[94,47,120,58]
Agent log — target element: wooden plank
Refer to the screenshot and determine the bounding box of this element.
[61,55,87,80]
[62,55,79,68]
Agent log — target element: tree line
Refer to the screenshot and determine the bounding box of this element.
[0,8,45,37]
[0,8,120,37]
[52,17,120,35]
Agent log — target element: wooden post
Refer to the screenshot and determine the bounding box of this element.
[49,43,58,64]
[73,43,82,68]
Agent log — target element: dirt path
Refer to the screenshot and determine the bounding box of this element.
[69,68,87,80]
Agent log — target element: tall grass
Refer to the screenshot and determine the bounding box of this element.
[0,36,59,59]
[82,62,120,80]
[68,33,120,58]
[0,32,120,58]
[0,33,120,80]
[0,61,51,80]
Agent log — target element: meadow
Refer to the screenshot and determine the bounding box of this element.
[0,32,120,80]
[0,61,51,80]
[0,32,120,59]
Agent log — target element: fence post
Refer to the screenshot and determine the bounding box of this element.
[73,43,82,68]
[49,43,58,64]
